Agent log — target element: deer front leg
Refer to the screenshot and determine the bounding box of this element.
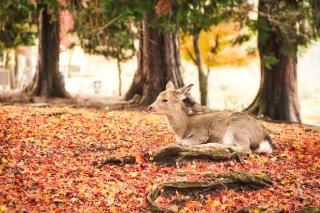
[179,135,209,146]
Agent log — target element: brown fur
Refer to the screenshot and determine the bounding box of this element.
[148,82,272,154]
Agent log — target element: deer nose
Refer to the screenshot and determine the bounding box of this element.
[147,105,154,112]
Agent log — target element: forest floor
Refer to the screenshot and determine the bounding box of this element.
[0,105,319,212]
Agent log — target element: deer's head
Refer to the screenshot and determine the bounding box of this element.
[148,81,193,115]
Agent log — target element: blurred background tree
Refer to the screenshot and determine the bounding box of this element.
[155,0,248,106]
[0,0,70,98]
[72,0,185,104]
[180,22,256,105]
[24,0,70,98]
[74,1,136,96]
[123,2,184,105]
[245,0,320,122]
[0,0,37,89]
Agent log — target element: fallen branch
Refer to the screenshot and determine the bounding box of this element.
[147,172,272,212]
[93,156,136,168]
[41,111,67,117]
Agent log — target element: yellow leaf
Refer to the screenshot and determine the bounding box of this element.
[211,200,220,208]
[129,172,138,177]
[0,205,8,213]
[221,204,226,210]
[108,206,117,213]
[254,208,261,213]
[58,189,66,195]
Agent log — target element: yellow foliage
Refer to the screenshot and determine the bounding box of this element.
[0,205,8,213]
[180,22,257,68]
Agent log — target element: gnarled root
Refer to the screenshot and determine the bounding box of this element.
[147,172,273,212]
[151,145,247,165]
[93,145,247,168]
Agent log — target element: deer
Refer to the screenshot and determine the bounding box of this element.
[147,82,273,154]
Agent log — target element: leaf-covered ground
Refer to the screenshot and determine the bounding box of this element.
[0,106,319,212]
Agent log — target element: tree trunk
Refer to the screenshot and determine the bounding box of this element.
[193,34,208,106]
[3,51,13,89]
[10,51,19,89]
[7,50,18,90]
[24,5,69,98]
[245,0,301,123]
[3,51,9,69]
[124,11,184,105]
[67,47,74,78]
[117,58,122,96]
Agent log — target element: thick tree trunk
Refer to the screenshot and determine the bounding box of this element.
[193,34,208,106]
[24,5,69,98]
[245,0,301,123]
[125,12,184,106]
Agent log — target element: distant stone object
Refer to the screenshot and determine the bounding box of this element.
[93,80,102,94]
[60,72,65,86]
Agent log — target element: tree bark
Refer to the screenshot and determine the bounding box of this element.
[125,11,184,106]
[245,0,301,123]
[193,34,208,106]
[24,5,69,98]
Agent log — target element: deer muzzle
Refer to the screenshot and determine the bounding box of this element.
[147,105,154,112]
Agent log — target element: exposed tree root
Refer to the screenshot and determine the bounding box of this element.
[147,172,273,212]
[236,205,320,213]
[151,145,247,165]
[94,145,247,168]
[293,205,320,213]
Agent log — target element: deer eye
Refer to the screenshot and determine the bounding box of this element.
[162,99,168,102]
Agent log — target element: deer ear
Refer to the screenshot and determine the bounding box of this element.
[179,84,193,94]
[166,81,175,91]
[177,84,193,99]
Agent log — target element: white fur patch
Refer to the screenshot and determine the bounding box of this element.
[180,138,200,146]
[255,140,273,153]
[222,129,235,146]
